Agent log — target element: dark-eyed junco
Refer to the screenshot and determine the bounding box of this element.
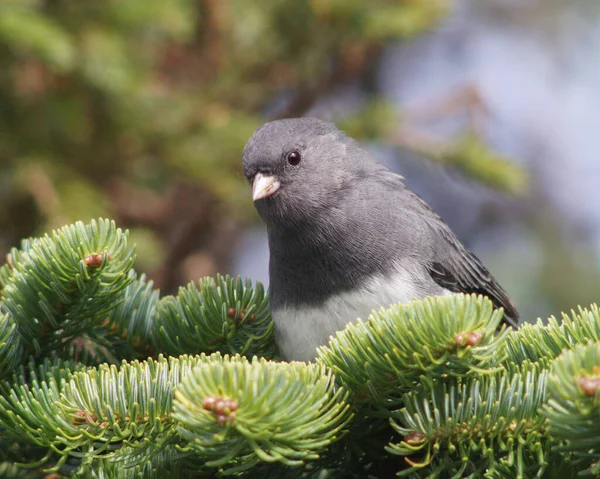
[242,117,519,361]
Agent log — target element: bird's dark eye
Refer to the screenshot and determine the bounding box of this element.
[286,150,301,166]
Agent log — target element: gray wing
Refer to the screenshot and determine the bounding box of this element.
[427,226,520,328]
[377,169,520,327]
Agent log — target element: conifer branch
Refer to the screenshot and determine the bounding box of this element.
[173,358,352,473]
[72,446,182,479]
[0,239,33,290]
[543,343,600,476]
[155,275,274,359]
[3,218,600,477]
[0,219,135,373]
[0,354,351,475]
[0,312,23,378]
[0,354,207,472]
[504,305,600,366]
[388,363,558,478]
[102,271,160,359]
[0,219,276,370]
[317,294,508,407]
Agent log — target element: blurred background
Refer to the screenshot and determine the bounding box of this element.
[1,0,598,323]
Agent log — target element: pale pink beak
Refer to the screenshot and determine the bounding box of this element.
[252,173,281,201]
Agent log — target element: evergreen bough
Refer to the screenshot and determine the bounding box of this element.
[0,219,599,477]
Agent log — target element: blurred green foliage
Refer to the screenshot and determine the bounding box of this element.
[0,0,523,293]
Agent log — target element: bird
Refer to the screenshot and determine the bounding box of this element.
[242,117,519,361]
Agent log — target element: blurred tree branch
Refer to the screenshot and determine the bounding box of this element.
[0,0,525,294]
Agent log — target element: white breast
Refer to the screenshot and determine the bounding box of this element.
[273,266,451,361]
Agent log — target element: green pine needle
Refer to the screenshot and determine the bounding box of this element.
[155,274,275,359]
[104,270,160,357]
[317,294,507,406]
[0,237,34,290]
[73,446,183,479]
[0,219,135,373]
[0,353,352,476]
[3,217,600,477]
[173,357,352,473]
[0,354,213,472]
[543,342,600,475]
[504,305,600,366]
[390,362,551,478]
[0,312,23,378]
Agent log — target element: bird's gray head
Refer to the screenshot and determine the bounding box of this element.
[242,117,369,229]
